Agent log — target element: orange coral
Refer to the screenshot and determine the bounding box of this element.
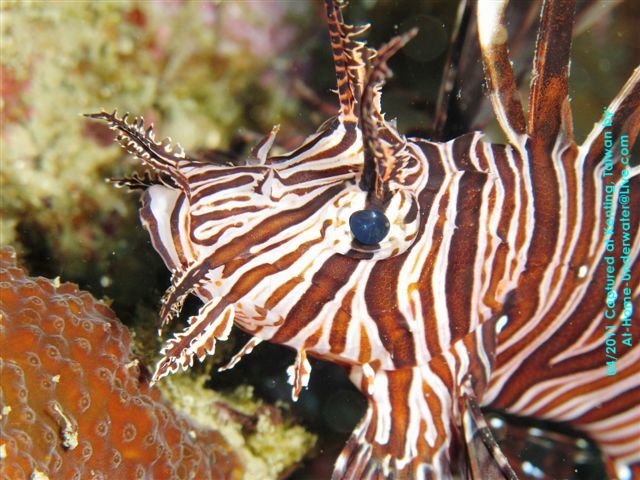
[0,247,242,480]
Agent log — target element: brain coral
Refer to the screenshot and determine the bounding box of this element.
[0,247,242,480]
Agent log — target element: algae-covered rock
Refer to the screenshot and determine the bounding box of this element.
[160,374,316,479]
[0,1,308,294]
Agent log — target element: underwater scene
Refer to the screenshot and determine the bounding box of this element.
[1,1,639,479]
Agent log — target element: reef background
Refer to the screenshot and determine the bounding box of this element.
[1,1,639,479]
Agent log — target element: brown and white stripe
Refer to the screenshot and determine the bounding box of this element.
[89,0,639,478]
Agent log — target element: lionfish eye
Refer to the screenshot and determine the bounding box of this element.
[349,209,390,245]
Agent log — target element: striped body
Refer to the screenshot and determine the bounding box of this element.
[484,115,640,475]
[90,0,640,478]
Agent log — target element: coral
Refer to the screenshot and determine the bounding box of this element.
[0,247,243,479]
[0,2,309,288]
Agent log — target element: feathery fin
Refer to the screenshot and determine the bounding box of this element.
[218,337,263,372]
[152,302,235,384]
[159,261,210,327]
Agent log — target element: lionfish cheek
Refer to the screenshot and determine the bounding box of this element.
[140,185,185,271]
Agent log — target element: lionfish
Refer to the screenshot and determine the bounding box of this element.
[87,0,639,478]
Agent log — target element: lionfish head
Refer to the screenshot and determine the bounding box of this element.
[85,1,428,385]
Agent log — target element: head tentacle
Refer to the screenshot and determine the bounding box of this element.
[359,28,418,207]
[324,0,372,121]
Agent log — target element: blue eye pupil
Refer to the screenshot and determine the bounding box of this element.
[349,209,390,245]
